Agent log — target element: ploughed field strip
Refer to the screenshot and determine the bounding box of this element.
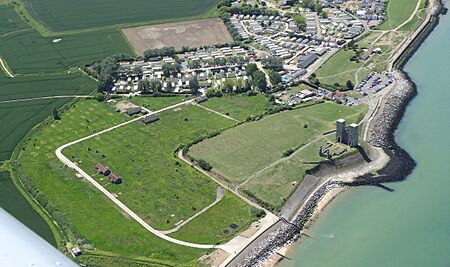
[0,5,132,74]
[23,0,220,32]
[16,99,215,264]
[189,102,368,209]
[123,19,232,55]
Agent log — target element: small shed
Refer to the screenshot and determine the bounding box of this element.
[95,163,110,176]
[142,114,160,124]
[195,96,208,104]
[126,107,142,116]
[69,246,82,258]
[108,173,122,184]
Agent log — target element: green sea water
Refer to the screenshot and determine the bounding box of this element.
[281,6,450,267]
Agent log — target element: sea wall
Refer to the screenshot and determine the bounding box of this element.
[227,2,445,265]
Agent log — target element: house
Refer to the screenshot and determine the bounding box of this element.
[95,163,110,176]
[142,114,160,124]
[108,173,122,184]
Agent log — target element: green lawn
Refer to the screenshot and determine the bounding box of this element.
[16,100,206,265]
[22,0,220,32]
[189,102,368,184]
[201,94,270,121]
[63,103,258,241]
[315,49,363,86]
[377,0,420,30]
[128,96,190,111]
[242,135,358,210]
[0,5,133,74]
[171,192,258,244]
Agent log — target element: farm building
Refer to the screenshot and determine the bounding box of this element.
[126,107,148,116]
[95,163,110,176]
[108,173,122,184]
[142,114,160,124]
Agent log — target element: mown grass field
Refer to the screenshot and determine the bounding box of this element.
[22,0,220,32]
[16,100,208,265]
[128,95,190,111]
[64,103,257,236]
[0,5,133,74]
[242,130,362,210]
[201,94,269,121]
[377,0,420,30]
[189,102,368,184]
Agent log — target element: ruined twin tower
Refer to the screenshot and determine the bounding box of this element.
[336,119,358,147]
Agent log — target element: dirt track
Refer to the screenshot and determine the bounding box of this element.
[123,19,232,55]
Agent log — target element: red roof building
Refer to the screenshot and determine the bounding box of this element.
[107,173,122,184]
[95,163,110,176]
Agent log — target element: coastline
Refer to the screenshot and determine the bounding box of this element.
[225,1,446,266]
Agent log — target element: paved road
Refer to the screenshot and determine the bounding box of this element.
[55,98,219,249]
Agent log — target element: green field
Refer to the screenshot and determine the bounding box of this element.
[64,103,257,236]
[0,5,133,74]
[242,135,357,210]
[128,95,190,111]
[201,94,269,121]
[314,49,363,86]
[377,0,420,30]
[0,70,97,161]
[16,100,209,265]
[189,103,368,184]
[22,0,220,32]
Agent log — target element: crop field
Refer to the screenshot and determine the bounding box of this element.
[0,5,133,74]
[0,70,96,161]
[123,19,232,55]
[189,103,368,184]
[200,94,269,121]
[23,0,220,32]
[377,0,420,30]
[64,103,257,239]
[16,100,209,265]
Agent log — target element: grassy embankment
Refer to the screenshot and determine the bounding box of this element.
[189,102,368,210]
